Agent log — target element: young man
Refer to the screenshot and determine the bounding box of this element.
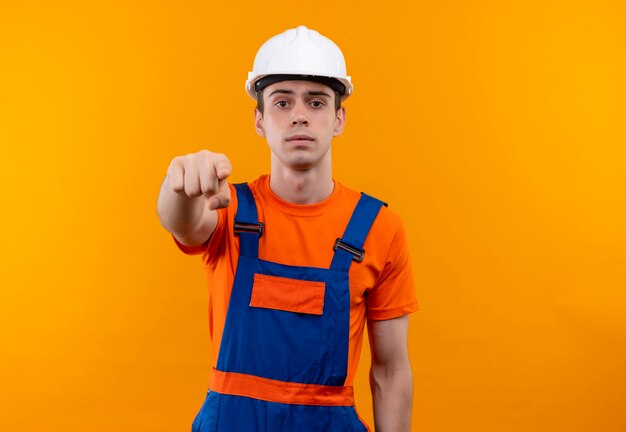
[157,25,418,432]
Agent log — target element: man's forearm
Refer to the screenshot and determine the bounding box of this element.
[370,364,413,432]
[157,177,208,235]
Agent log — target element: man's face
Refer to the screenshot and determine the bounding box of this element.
[254,80,346,171]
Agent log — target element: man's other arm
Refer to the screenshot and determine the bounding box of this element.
[368,315,413,432]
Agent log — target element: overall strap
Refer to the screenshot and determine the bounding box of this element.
[233,183,263,258]
[330,193,386,272]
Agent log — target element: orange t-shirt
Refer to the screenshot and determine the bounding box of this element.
[175,175,418,386]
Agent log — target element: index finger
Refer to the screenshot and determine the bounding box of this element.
[208,179,231,210]
[213,154,232,180]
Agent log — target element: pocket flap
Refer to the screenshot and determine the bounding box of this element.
[250,274,325,315]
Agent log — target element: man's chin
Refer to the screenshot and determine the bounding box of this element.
[289,160,314,171]
[282,153,316,170]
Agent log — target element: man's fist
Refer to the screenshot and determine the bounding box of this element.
[166,150,232,210]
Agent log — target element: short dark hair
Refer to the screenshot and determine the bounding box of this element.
[256,89,342,114]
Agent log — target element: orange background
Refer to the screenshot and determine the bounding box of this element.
[1,1,625,431]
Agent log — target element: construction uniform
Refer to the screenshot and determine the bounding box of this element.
[175,175,418,431]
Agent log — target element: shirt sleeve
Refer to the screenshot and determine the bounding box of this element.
[172,234,209,255]
[366,220,419,321]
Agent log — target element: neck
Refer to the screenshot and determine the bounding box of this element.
[269,161,334,205]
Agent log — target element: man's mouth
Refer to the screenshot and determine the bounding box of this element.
[286,134,314,142]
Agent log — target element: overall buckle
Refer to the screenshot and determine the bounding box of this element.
[234,222,264,237]
[333,238,365,262]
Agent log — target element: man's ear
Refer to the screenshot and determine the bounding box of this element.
[254,108,265,137]
[333,106,346,137]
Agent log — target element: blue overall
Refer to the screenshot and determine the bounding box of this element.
[192,183,385,432]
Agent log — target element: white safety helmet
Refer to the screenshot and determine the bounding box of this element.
[245,25,353,101]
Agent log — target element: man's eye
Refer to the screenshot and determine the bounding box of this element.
[275,101,289,108]
[310,101,325,108]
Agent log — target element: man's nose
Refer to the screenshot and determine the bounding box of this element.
[291,102,309,126]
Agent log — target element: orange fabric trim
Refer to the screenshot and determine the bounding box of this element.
[209,368,355,406]
[250,274,325,315]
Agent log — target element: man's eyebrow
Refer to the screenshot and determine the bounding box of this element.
[267,89,332,98]
[268,89,294,97]
[307,91,331,97]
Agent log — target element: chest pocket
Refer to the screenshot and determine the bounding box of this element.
[250,274,325,315]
